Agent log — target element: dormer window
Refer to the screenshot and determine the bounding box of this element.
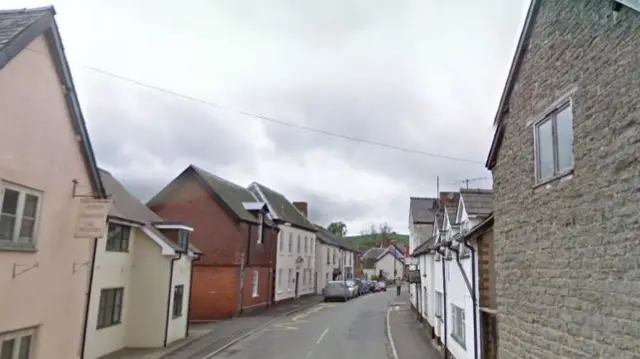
[178,230,189,251]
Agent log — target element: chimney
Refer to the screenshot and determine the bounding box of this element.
[293,202,308,218]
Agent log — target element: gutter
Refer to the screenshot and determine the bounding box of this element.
[163,252,182,347]
[435,246,449,359]
[463,239,479,359]
[185,253,202,338]
[79,237,98,359]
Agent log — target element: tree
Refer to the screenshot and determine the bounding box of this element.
[327,221,347,236]
[361,222,394,246]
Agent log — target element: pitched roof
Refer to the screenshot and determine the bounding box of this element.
[412,236,435,257]
[100,169,184,253]
[460,188,493,216]
[0,7,106,198]
[409,197,438,224]
[486,0,543,169]
[378,246,405,263]
[444,205,457,225]
[314,224,359,252]
[148,165,271,225]
[249,183,316,232]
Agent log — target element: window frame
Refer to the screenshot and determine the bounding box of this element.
[451,304,466,348]
[288,233,293,254]
[296,235,301,253]
[279,232,284,252]
[178,230,190,251]
[105,223,131,252]
[257,213,264,244]
[435,291,443,319]
[0,183,43,250]
[172,285,184,318]
[0,328,36,359]
[277,269,283,291]
[287,269,293,291]
[97,287,124,329]
[252,270,259,297]
[534,100,574,184]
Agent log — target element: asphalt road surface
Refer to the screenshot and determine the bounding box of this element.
[204,290,398,359]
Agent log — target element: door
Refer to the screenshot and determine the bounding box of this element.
[295,271,300,298]
[314,271,318,293]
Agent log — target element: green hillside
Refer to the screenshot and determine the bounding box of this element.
[346,232,409,251]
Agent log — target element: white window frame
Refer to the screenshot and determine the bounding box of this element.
[288,233,293,254]
[279,231,284,252]
[0,183,43,249]
[451,304,466,348]
[304,236,308,253]
[533,100,574,184]
[277,269,283,291]
[288,269,293,291]
[252,270,259,297]
[435,291,443,320]
[297,235,301,253]
[257,214,264,244]
[0,328,36,359]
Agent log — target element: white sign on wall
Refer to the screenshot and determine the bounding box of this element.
[74,198,111,239]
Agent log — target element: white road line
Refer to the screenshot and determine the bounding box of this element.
[386,307,399,359]
[316,327,330,344]
[306,351,313,359]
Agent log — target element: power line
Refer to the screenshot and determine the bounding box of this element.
[29,48,485,164]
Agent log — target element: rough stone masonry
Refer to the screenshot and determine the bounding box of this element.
[491,1,640,358]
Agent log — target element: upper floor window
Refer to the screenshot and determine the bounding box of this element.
[279,232,284,252]
[535,101,574,183]
[178,230,189,251]
[288,233,293,253]
[0,184,41,248]
[304,236,308,253]
[326,247,330,264]
[296,235,301,253]
[106,223,130,252]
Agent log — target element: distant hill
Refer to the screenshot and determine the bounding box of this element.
[346,232,410,251]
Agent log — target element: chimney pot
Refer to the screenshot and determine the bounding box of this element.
[293,202,308,218]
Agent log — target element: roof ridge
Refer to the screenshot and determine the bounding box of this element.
[0,6,54,15]
[190,164,251,193]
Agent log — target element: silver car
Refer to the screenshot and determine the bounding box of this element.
[323,281,349,302]
[345,279,358,298]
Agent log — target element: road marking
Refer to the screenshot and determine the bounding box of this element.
[386,307,399,359]
[306,351,313,359]
[271,323,298,330]
[316,327,330,344]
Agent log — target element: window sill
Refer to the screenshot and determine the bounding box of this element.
[252,294,259,298]
[97,322,122,330]
[0,243,37,253]
[533,169,573,189]
[451,334,466,349]
[172,314,182,320]
[105,250,129,253]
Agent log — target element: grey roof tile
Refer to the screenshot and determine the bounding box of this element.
[460,188,493,216]
[445,205,457,225]
[250,183,316,232]
[409,197,438,223]
[0,7,49,49]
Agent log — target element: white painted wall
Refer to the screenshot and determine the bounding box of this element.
[314,241,341,294]
[166,255,192,344]
[275,225,316,301]
[374,252,404,280]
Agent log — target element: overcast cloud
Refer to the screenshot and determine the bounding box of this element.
[3,0,530,234]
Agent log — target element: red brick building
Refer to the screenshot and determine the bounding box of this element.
[147,165,278,320]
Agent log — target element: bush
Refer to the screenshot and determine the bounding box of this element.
[370,274,379,281]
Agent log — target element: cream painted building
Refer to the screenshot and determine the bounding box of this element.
[0,7,110,359]
[83,170,201,359]
[248,184,317,301]
[314,226,358,293]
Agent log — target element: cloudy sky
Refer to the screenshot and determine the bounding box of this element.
[5,0,529,234]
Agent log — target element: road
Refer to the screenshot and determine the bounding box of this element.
[203,289,399,359]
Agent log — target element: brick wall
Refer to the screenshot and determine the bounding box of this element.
[240,266,272,311]
[492,1,640,358]
[190,266,239,320]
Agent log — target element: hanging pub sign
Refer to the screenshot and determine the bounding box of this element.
[407,264,421,284]
[74,198,111,239]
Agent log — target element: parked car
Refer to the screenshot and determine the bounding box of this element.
[345,279,359,298]
[361,280,373,294]
[323,281,349,302]
[376,281,387,292]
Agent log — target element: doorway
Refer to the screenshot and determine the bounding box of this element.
[294,271,300,298]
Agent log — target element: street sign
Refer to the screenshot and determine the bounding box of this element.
[407,269,421,284]
[408,264,417,271]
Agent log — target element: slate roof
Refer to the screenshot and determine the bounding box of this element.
[460,188,493,216]
[411,236,435,257]
[314,224,359,252]
[249,183,316,232]
[148,165,272,226]
[444,205,457,225]
[409,197,438,224]
[101,169,196,253]
[0,7,106,198]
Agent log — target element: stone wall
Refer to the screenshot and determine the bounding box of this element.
[491,1,640,358]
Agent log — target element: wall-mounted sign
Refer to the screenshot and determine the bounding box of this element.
[74,198,111,239]
[407,270,421,284]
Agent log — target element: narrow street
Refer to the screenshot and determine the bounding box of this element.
[194,290,399,359]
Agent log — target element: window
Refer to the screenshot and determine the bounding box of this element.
[302,269,306,286]
[423,287,428,315]
[435,291,443,319]
[0,329,34,359]
[277,269,283,290]
[297,235,301,253]
[304,236,308,253]
[288,233,293,253]
[0,185,41,247]
[172,285,184,318]
[257,213,264,244]
[451,304,466,347]
[178,230,189,250]
[326,247,330,264]
[97,287,124,329]
[332,249,336,265]
[279,232,284,252]
[106,223,130,252]
[535,102,574,182]
[252,270,259,297]
[325,272,329,284]
[288,269,293,290]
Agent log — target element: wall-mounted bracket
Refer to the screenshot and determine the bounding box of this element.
[12,262,39,279]
[73,261,91,274]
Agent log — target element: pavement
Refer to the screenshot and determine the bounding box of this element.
[387,289,442,359]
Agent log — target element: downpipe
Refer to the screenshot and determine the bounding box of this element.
[164,253,182,347]
[463,239,479,359]
[436,246,449,359]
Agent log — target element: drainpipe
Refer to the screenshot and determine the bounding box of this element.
[79,237,98,359]
[164,252,182,347]
[185,253,202,338]
[436,246,449,359]
[463,239,479,359]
